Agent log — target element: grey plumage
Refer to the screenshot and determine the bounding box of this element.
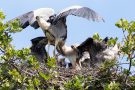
[54,6,104,23]
[9,8,55,29]
[76,37,108,67]
[55,37,108,70]
[76,37,120,68]
[79,51,90,68]
[30,36,72,68]
[30,37,49,63]
[96,44,119,61]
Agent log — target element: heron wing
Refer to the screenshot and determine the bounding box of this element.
[31,37,48,45]
[77,37,93,50]
[9,8,55,29]
[54,5,104,22]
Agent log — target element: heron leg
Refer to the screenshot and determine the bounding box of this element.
[53,46,55,57]
[53,40,59,58]
[79,60,82,69]
[47,42,50,58]
[53,43,57,58]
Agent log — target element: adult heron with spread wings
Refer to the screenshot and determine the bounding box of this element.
[9,5,104,56]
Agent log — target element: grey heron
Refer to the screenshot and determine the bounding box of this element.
[9,5,104,56]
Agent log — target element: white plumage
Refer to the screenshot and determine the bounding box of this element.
[57,44,79,69]
[96,44,119,61]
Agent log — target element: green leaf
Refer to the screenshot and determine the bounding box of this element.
[47,57,56,68]
[0,10,6,20]
[27,79,35,90]
[34,78,40,86]
[129,21,135,32]
[123,69,131,75]
[105,81,120,90]
[121,46,129,54]
[8,69,18,76]
[39,72,51,81]
[8,69,22,83]
[115,20,123,28]
[115,18,129,30]
[92,33,102,41]
[7,19,22,33]
[108,37,118,46]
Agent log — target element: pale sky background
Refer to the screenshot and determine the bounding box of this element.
[1,0,135,48]
[0,0,135,69]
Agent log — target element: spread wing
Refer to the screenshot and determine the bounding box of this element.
[54,5,104,22]
[9,8,55,29]
[77,37,93,50]
[77,37,108,51]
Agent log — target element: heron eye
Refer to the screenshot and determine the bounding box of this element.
[50,16,54,20]
[36,16,39,20]
[49,14,56,20]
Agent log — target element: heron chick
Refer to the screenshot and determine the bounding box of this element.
[76,37,119,68]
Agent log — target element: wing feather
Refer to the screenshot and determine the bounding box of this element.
[54,6,104,22]
[9,8,55,29]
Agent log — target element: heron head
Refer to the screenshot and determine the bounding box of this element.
[94,37,108,52]
[101,37,109,49]
[47,14,56,24]
[36,16,44,21]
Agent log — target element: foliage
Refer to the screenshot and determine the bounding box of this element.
[0,11,135,90]
[92,33,118,46]
[115,18,135,83]
[0,10,57,90]
[64,75,86,90]
[105,81,120,90]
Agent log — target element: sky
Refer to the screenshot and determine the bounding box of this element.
[0,0,135,69]
[0,0,135,49]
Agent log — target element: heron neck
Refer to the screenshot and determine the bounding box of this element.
[57,44,75,56]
